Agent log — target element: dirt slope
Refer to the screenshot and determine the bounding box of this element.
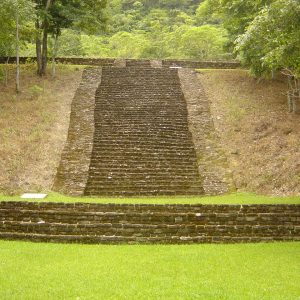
[0,65,83,194]
[199,69,300,196]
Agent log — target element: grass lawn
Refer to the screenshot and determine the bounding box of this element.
[0,192,299,205]
[0,241,299,299]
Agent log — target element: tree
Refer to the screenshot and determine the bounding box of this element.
[196,0,275,50]
[179,25,227,59]
[236,0,300,77]
[34,0,107,76]
[196,0,222,25]
[110,31,150,58]
[235,0,300,112]
[0,0,35,91]
[0,2,15,86]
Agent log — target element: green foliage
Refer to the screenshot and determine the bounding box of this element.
[179,25,227,59]
[196,0,222,25]
[235,0,300,78]
[55,30,83,57]
[195,0,275,50]
[110,31,150,58]
[17,0,233,60]
[80,35,111,57]
[47,0,108,36]
[28,84,43,99]
[0,0,35,56]
[25,0,229,60]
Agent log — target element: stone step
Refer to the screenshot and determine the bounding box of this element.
[86,158,197,165]
[85,182,202,189]
[85,183,202,190]
[81,176,201,182]
[87,171,199,177]
[86,162,198,169]
[1,203,298,214]
[94,106,186,110]
[93,113,189,117]
[2,232,297,244]
[87,167,199,174]
[89,157,197,163]
[93,124,190,130]
[84,185,203,192]
[84,190,204,196]
[92,134,192,139]
[91,143,196,149]
[93,132,192,138]
[2,209,297,225]
[1,207,299,219]
[91,147,196,154]
[0,222,297,238]
[90,150,196,156]
[100,81,181,84]
[92,121,190,126]
[89,153,197,159]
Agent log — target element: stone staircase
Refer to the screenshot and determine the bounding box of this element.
[0,202,299,244]
[84,66,204,196]
[126,59,151,67]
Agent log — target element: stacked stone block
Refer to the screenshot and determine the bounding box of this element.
[0,202,299,244]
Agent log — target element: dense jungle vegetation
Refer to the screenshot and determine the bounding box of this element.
[21,0,230,61]
[0,0,299,79]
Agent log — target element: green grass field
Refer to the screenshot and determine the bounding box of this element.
[0,192,299,204]
[0,241,299,299]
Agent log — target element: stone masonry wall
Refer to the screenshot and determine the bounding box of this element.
[0,201,299,244]
[53,68,102,195]
[0,57,240,69]
[179,69,235,195]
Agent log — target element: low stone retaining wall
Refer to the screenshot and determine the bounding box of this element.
[0,57,240,69]
[179,69,234,195]
[162,60,240,69]
[53,68,102,195]
[0,202,299,244]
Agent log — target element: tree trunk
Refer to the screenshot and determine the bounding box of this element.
[52,34,58,78]
[16,9,20,93]
[36,21,43,76]
[41,26,48,75]
[35,0,53,76]
[5,57,10,86]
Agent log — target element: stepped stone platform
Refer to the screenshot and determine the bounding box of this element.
[0,202,299,244]
[53,62,232,196]
[84,66,203,196]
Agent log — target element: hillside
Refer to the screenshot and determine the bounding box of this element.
[0,65,299,196]
[0,64,83,194]
[199,69,300,196]
[21,0,226,60]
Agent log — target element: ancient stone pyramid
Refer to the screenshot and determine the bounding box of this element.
[54,62,208,196]
[84,65,203,196]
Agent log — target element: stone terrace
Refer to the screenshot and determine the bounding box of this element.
[0,202,299,244]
